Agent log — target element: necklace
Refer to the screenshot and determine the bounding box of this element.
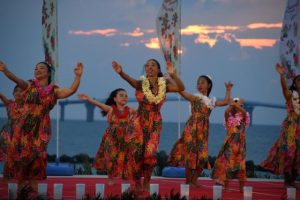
[141,76,166,104]
[112,105,130,119]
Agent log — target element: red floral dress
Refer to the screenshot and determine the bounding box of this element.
[0,99,25,179]
[93,105,130,177]
[123,81,165,180]
[1,79,57,181]
[168,95,214,170]
[212,112,250,185]
[261,101,300,176]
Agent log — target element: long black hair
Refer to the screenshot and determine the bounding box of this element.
[289,75,300,91]
[36,61,54,84]
[145,59,163,77]
[197,75,213,97]
[101,88,126,116]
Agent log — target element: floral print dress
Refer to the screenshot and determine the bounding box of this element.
[0,99,25,179]
[212,111,250,185]
[0,79,57,181]
[261,96,300,176]
[93,105,130,177]
[123,81,165,180]
[168,94,215,170]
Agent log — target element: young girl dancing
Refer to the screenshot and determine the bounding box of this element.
[0,86,24,179]
[112,59,185,193]
[168,75,233,187]
[78,88,135,185]
[261,64,300,188]
[212,98,250,192]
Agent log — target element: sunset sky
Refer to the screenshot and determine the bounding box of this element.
[0,0,288,124]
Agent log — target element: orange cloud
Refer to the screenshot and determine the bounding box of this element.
[195,33,277,49]
[194,34,217,47]
[69,29,118,36]
[183,22,280,49]
[122,27,144,37]
[144,37,160,49]
[236,38,278,49]
[247,23,282,29]
[181,25,240,35]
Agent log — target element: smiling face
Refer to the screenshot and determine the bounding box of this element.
[145,59,160,78]
[34,63,51,82]
[114,90,128,106]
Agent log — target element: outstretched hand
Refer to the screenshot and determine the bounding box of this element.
[112,61,122,74]
[166,62,176,75]
[225,81,233,90]
[78,93,90,101]
[0,61,7,72]
[74,62,83,77]
[275,63,285,75]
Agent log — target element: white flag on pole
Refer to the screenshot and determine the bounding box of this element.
[280,0,300,86]
[42,0,58,83]
[156,0,181,75]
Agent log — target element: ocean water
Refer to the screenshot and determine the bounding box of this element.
[0,118,281,165]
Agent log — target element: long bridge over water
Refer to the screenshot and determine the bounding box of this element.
[0,96,284,125]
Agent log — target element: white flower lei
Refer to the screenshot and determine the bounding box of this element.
[292,91,300,115]
[140,75,166,104]
[194,93,216,109]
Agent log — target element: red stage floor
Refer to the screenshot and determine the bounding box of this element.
[0,176,299,199]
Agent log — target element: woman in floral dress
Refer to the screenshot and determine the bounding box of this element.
[0,61,83,192]
[261,63,300,188]
[112,59,185,193]
[168,75,233,187]
[78,89,135,186]
[212,98,250,192]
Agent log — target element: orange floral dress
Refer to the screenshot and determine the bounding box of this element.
[212,112,250,185]
[0,79,57,181]
[93,105,130,177]
[123,81,165,180]
[261,101,300,176]
[168,95,215,170]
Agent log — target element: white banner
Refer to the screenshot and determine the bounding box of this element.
[156,0,181,75]
[280,0,300,86]
[42,0,58,83]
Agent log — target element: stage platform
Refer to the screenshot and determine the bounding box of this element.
[0,176,299,199]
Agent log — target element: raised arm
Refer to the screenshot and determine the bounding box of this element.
[112,61,138,89]
[215,81,233,107]
[55,63,83,99]
[78,93,112,113]
[276,63,291,101]
[179,91,196,102]
[166,62,185,92]
[0,93,10,106]
[0,61,29,90]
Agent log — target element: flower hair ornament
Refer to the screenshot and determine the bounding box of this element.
[204,75,212,81]
[233,97,240,102]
